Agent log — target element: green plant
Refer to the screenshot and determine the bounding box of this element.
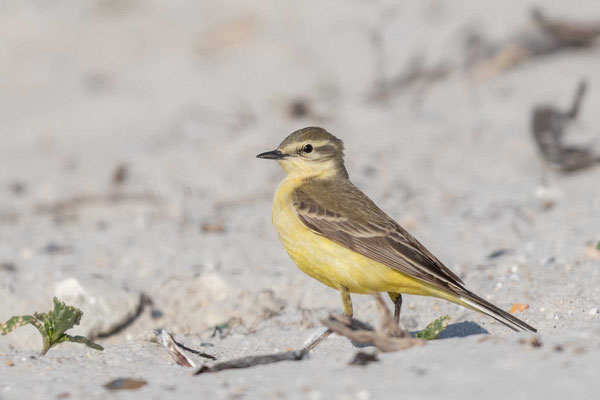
[0,297,103,355]
[414,315,450,340]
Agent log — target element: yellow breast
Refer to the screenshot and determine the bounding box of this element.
[271,177,449,298]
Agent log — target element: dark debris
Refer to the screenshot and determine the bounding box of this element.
[288,99,311,119]
[518,336,543,348]
[487,249,514,260]
[0,262,17,272]
[349,351,379,366]
[111,163,129,186]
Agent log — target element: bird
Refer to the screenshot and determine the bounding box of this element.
[257,127,536,349]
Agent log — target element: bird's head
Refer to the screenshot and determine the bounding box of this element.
[257,127,348,179]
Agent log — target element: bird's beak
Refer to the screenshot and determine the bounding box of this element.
[256,149,285,160]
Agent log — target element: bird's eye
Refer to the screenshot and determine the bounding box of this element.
[303,144,313,153]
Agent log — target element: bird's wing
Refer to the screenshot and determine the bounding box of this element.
[291,179,465,291]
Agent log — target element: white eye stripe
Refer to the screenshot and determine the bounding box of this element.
[280,140,337,155]
[305,140,331,148]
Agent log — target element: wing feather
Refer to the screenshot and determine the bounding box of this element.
[292,180,465,291]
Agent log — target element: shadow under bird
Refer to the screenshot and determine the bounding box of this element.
[257,127,536,349]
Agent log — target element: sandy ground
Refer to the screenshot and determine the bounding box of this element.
[1,1,600,399]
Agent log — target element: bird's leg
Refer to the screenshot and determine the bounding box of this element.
[303,287,353,352]
[340,286,353,317]
[387,292,403,325]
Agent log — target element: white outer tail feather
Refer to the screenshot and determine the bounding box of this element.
[459,296,536,333]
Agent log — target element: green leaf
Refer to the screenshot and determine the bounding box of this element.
[49,297,83,342]
[0,297,103,355]
[414,315,450,340]
[1,315,37,335]
[61,334,104,351]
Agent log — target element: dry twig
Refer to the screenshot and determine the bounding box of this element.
[321,294,424,352]
[531,8,600,48]
[194,350,307,375]
[155,329,216,367]
[472,8,600,78]
[36,192,162,214]
[156,330,198,368]
[531,80,600,172]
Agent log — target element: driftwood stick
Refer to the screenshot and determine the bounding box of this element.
[194,350,307,375]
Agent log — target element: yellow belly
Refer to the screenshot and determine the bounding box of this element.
[271,178,457,301]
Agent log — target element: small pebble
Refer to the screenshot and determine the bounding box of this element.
[542,257,555,266]
[589,308,598,315]
[553,344,564,352]
[104,378,147,391]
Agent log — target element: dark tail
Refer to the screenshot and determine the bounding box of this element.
[458,289,537,332]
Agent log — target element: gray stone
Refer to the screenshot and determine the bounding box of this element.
[54,276,143,338]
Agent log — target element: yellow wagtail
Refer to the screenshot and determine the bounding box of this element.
[257,127,536,349]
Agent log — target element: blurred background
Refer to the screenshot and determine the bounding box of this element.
[1,0,600,356]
